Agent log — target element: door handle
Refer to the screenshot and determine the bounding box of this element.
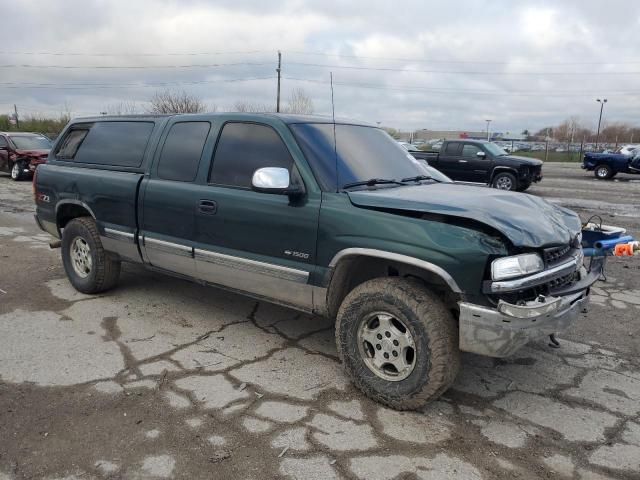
[197,199,217,215]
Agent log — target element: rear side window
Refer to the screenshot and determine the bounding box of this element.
[209,122,293,188]
[157,122,211,182]
[445,142,461,155]
[74,122,154,167]
[56,129,89,159]
[0,136,8,148]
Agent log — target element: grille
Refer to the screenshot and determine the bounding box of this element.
[546,271,579,291]
[543,245,571,265]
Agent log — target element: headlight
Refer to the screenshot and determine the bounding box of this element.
[491,253,544,280]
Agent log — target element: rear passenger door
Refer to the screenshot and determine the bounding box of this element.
[437,142,463,179]
[0,135,9,172]
[140,120,213,277]
[191,121,321,312]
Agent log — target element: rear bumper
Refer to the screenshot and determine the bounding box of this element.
[459,257,603,357]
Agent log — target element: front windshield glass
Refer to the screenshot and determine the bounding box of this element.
[290,123,430,191]
[485,142,508,156]
[10,134,52,150]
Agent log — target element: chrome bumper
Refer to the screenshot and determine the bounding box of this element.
[459,258,602,358]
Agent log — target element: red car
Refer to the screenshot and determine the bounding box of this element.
[0,132,52,181]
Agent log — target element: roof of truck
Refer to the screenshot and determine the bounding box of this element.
[70,112,374,127]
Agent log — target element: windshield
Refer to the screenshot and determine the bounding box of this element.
[10,134,52,150]
[290,123,431,191]
[485,142,508,156]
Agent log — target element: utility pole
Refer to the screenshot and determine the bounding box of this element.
[485,119,492,141]
[13,104,20,129]
[595,98,607,150]
[276,50,281,113]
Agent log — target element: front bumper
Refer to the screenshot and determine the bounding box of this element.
[459,256,603,357]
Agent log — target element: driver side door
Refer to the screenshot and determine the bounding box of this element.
[459,144,492,183]
[192,121,321,312]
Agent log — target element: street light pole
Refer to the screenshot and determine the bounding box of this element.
[595,98,607,150]
[485,119,492,141]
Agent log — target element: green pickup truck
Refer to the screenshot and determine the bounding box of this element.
[34,113,603,410]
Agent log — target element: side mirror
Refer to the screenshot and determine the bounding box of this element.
[477,151,487,158]
[251,167,304,196]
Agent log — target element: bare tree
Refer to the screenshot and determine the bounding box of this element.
[284,88,314,114]
[147,90,208,114]
[232,101,271,113]
[104,101,139,115]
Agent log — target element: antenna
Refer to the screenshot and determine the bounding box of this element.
[330,72,338,191]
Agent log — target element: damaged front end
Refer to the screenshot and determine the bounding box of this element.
[459,222,634,357]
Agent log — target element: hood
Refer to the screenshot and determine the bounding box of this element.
[347,183,581,248]
[504,155,543,166]
[15,149,50,157]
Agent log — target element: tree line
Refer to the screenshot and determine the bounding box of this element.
[533,117,640,144]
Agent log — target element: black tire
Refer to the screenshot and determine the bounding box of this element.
[491,172,517,191]
[10,161,26,181]
[594,164,613,180]
[335,277,460,410]
[61,217,121,294]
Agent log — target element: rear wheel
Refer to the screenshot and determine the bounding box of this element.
[594,164,613,179]
[492,172,517,191]
[335,277,460,410]
[61,217,121,294]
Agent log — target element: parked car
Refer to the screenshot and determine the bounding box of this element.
[411,139,542,191]
[0,132,52,180]
[398,141,421,152]
[618,144,640,156]
[583,149,640,179]
[35,113,602,410]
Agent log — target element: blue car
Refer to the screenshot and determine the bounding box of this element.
[583,149,640,179]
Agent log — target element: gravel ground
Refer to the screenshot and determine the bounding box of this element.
[0,164,638,480]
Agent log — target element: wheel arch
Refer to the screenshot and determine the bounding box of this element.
[490,166,518,182]
[323,248,462,319]
[55,200,96,232]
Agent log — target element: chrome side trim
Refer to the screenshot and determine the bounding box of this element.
[194,248,309,284]
[144,236,193,257]
[328,248,462,293]
[104,227,135,242]
[488,255,580,293]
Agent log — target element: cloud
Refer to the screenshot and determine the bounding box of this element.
[1,0,639,132]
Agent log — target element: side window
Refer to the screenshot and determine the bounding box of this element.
[157,122,211,182]
[462,144,482,157]
[0,136,8,148]
[209,123,293,188]
[444,142,460,155]
[75,121,154,167]
[56,129,89,159]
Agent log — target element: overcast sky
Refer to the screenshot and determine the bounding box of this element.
[1,0,639,133]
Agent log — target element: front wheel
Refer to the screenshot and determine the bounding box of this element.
[492,172,517,191]
[61,217,121,294]
[335,278,460,410]
[594,164,613,179]
[10,161,25,181]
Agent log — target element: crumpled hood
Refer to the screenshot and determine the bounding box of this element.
[347,183,582,248]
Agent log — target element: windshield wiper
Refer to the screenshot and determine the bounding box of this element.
[341,178,405,190]
[401,175,440,183]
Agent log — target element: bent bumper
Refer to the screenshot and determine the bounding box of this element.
[459,258,603,358]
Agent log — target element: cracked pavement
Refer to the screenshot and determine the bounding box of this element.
[0,164,639,479]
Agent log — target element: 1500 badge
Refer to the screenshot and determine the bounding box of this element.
[284,250,310,260]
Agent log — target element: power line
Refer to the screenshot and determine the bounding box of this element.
[283,62,640,76]
[0,76,276,90]
[3,49,640,66]
[283,76,640,97]
[283,50,640,66]
[0,62,272,70]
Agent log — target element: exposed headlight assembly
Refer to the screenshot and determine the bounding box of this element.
[491,253,544,280]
